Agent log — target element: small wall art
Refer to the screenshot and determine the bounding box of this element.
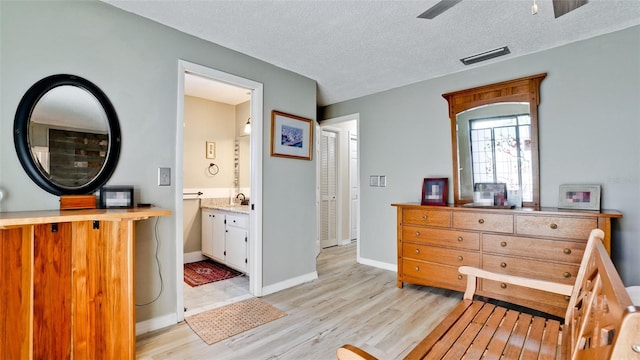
[421,178,448,206]
[558,184,601,210]
[271,110,313,160]
[206,141,216,159]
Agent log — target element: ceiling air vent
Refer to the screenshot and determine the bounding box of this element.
[460,46,511,65]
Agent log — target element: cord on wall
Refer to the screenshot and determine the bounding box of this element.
[136,216,164,306]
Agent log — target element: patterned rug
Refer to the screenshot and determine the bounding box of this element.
[185,298,287,345]
[184,260,242,287]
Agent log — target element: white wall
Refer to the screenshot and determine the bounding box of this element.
[322,26,640,286]
[0,1,317,324]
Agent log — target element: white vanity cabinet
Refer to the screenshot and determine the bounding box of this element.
[201,208,248,273]
[201,208,226,262]
[225,214,248,272]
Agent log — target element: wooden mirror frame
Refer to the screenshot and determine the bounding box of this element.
[443,73,546,207]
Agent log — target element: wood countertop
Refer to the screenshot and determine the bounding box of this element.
[0,207,171,227]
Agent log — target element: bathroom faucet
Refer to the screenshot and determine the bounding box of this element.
[236,193,249,205]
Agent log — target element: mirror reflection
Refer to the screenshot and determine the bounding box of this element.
[29,85,109,187]
[456,102,532,202]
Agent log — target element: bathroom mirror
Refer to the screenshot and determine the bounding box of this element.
[14,74,121,195]
[443,73,546,207]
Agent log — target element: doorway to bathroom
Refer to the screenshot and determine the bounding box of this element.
[175,60,264,322]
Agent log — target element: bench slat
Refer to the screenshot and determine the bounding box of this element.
[404,300,474,359]
[424,301,485,359]
[442,303,497,360]
[464,305,508,358]
[539,319,562,360]
[503,312,533,358]
[521,316,546,360]
[485,309,520,357]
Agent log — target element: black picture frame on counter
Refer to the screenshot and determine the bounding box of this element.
[421,178,448,206]
[99,186,134,209]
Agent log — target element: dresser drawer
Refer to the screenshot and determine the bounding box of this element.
[481,280,570,314]
[403,243,480,267]
[402,259,467,291]
[482,254,579,284]
[453,212,513,233]
[516,215,596,240]
[402,208,451,227]
[402,227,479,250]
[483,234,584,263]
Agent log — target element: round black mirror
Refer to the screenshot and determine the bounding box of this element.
[14,74,121,196]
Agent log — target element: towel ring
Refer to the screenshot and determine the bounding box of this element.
[208,163,219,175]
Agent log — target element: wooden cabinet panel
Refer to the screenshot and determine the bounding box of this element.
[402,208,451,227]
[403,243,480,267]
[402,226,479,250]
[516,215,596,239]
[453,212,513,233]
[480,280,570,315]
[33,223,72,359]
[483,234,584,263]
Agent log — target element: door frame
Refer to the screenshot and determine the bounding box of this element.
[175,60,264,322]
[317,114,360,254]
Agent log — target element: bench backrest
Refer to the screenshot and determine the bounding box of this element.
[565,229,639,359]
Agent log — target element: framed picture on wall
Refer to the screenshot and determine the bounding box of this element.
[421,178,448,206]
[558,184,601,210]
[270,110,313,160]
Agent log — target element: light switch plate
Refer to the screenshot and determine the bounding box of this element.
[158,167,171,186]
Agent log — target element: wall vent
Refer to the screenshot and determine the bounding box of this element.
[460,46,511,65]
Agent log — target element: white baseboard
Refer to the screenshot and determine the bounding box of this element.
[357,256,396,272]
[136,312,177,336]
[184,251,206,264]
[261,271,318,296]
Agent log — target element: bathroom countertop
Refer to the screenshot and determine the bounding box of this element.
[200,204,250,215]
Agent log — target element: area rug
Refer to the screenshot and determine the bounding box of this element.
[185,298,287,345]
[184,260,242,287]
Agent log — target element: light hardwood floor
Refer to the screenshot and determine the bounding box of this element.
[136,243,462,359]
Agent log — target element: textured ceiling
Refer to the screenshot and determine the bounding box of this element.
[103,0,640,106]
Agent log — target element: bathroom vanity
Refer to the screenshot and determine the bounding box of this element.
[0,207,170,359]
[201,204,249,273]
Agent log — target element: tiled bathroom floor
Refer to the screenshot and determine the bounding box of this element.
[183,275,251,317]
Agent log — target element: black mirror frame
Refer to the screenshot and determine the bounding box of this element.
[13,74,121,196]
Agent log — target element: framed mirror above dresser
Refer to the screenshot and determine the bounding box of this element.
[443,73,546,207]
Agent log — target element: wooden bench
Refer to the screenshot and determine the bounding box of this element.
[337,229,640,359]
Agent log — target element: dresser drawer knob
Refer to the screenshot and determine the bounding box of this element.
[457,275,463,280]
[478,218,485,224]
[415,249,420,254]
[415,231,420,237]
[563,248,572,255]
[415,266,420,272]
[500,283,507,289]
[550,223,558,230]
[457,236,463,242]
[457,256,463,261]
[500,262,507,268]
[563,272,571,278]
[422,215,428,220]
[564,295,571,301]
[500,241,507,247]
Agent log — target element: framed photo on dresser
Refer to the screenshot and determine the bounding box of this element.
[421,178,448,206]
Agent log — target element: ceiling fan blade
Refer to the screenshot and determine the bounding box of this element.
[417,0,463,19]
[553,0,588,18]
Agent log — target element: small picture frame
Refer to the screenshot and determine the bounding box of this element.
[558,184,601,210]
[271,110,313,160]
[206,141,216,159]
[421,178,448,206]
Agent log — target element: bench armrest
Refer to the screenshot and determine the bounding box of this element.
[458,266,574,300]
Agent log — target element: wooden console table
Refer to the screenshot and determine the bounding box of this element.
[0,207,170,359]
[392,203,621,317]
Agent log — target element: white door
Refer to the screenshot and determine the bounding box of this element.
[320,130,338,248]
[349,133,359,241]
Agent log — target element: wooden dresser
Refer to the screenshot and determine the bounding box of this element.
[392,203,621,317]
[0,207,170,359]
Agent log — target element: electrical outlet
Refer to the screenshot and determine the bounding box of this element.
[158,167,171,186]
